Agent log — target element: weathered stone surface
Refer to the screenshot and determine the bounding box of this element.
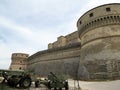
[10,3,120,80]
[27,44,81,78]
[48,31,79,49]
[9,53,29,70]
[77,3,120,80]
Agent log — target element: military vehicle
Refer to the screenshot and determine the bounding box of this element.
[37,72,69,90]
[0,69,32,88]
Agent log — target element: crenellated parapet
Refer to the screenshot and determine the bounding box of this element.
[27,43,81,78]
[48,31,80,49]
[78,15,120,39]
[77,3,120,46]
[10,53,29,70]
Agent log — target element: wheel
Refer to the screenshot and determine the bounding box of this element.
[7,79,16,87]
[47,80,51,89]
[59,87,62,90]
[7,75,18,87]
[65,85,68,90]
[65,81,68,90]
[35,80,39,88]
[20,77,31,88]
[54,87,57,90]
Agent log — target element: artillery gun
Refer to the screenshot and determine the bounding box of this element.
[37,72,69,90]
[0,69,32,88]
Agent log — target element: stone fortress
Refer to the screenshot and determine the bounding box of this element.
[10,53,29,70]
[77,3,120,80]
[10,3,120,80]
[27,31,81,78]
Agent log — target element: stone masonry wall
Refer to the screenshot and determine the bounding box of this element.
[27,43,81,78]
[48,31,79,49]
[77,3,120,80]
[10,53,29,70]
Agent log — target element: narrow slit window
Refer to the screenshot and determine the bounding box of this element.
[79,21,82,24]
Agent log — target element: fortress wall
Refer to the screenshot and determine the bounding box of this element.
[77,4,120,28]
[48,31,79,49]
[65,31,79,44]
[10,3,120,80]
[79,27,120,80]
[48,36,66,49]
[10,53,29,70]
[81,25,120,45]
[77,3,120,80]
[27,44,81,78]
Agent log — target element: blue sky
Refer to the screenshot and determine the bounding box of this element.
[0,0,120,69]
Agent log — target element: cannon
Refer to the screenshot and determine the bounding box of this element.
[37,72,69,90]
[0,69,32,88]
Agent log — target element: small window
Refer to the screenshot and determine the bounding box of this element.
[79,21,82,24]
[19,67,21,70]
[106,7,111,12]
[89,13,93,17]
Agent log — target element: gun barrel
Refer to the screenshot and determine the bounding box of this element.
[50,72,58,79]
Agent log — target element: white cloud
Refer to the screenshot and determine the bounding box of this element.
[0,15,62,53]
[86,0,120,9]
[0,16,33,36]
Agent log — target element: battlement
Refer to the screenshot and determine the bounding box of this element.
[77,3,120,38]
[10,53,29,70]
[48,31,80,49]
[12,53,29,59]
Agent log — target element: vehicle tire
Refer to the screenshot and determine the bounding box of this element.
[35,80,40,88]
[59,87,62,90]
[7,76,18,87]
[7,79,16,87]
[20,77,31,88]
[65,81,68,90]
[54,87,57,90]
[47,81,51,89]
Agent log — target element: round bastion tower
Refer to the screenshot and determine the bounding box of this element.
[77,3,120,80]
[9,53,29,70]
